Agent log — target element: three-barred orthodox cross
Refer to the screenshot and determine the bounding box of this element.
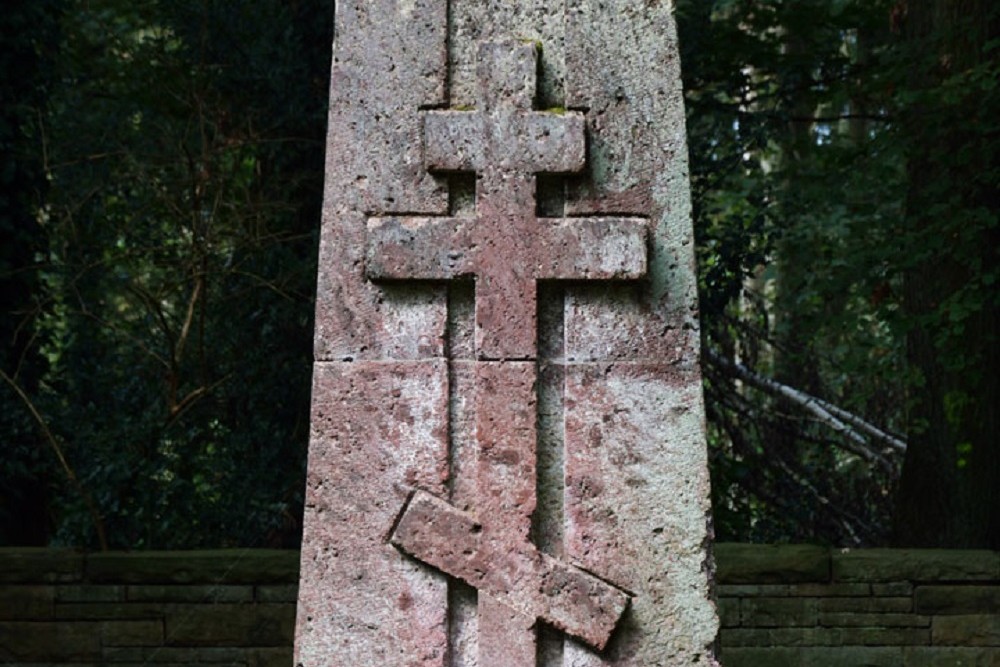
[366,40,646,661]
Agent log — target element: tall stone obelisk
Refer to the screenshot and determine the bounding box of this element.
[295,3,718,665]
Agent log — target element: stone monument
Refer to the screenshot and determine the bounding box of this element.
[296,2,718,665]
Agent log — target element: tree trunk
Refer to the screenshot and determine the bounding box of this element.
[894,0,999,548]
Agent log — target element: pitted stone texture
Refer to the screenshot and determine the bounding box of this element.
[478,595,537,667]
[475,362,538,538]
[449,4,567,108]
[535,355,567,559]
[368,41,646,361]
[367,215,645,361]
[313,1,449,361]
[556,2,716,663]
[392,361,631,658]
[563,363,716,665]
[424,110,584,174]
[295,362,449,666]
[392,491,629,651]
[564,0,703,365]
[302,1,716,664]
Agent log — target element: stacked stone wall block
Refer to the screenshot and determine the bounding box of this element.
[0,549,298,666]
[2,547,998,665]
[716,543,1000,666]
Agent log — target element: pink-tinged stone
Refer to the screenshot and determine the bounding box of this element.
[564,363,716,665]
[475,362,537,539]
[477,595,537,667]
[295,362,449,666]
[301,1,717,663]
[564,0,704,365]
[392,491,629,651]
[556,3,718,659]
[366,41,646,361]
[391,360,632,658]
[312,0,449,362]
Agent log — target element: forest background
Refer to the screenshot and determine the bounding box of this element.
[1,0,996,551]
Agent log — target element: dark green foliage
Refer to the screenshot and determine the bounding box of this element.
[1,0,63,545]
[680,0,998,546]
[2,0,332,549]
[2,0,995,549]
[894,0,999,548]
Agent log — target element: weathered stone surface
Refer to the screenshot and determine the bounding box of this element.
[165,603,293,647]
[392,491,629,650]
[0,584,55,619]
[367,213,645,360]
[563,0,702,369]
[194,647,251,662]
[722,646,903,667]
[721,627,838,648]
[312,1,449,362]
[255,584,298,603]
[819,612,930,628]
[52,602,165,620]
[0,548,83,583]
[715,543,831,584]
[101,619,164,647]
[56,584,124,602]
[8,547,1000,664]
[250,647,294,667]
[793,583,873,597]
[85,550,298,584]
[101,646,145,662]
[0,621,102,662]
[367,41,646,361]
[296,361,449,665]
[902,647,1000,666]
[934,615,1000,646]
[126,584,253,603]
[873,582,914,597]
[563,362,716,664]
[833,549,1000,583]
[298,0,715,664]
[721,646,803,667]
[741,597,818,628]
[915,586,1000,615]
[819,597,913,613]
[718,597,742,628]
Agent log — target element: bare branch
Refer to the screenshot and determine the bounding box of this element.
[705,349,905,470]
[174,275,203,365]
[165,373,231,428]
[0,370,108,550]
[807,394,908,454]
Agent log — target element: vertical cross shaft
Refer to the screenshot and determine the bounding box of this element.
[299,0,718,663]
[368,40,645,665]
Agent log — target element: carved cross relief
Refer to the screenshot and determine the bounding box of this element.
[366,40,648,660]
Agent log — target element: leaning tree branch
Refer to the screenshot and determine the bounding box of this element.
[705,349,906,467]
[806,394,907,454]
[714,314,909,455]
[1,370,108,551]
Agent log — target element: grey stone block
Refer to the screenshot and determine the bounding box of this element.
[833,550,1000,583]
[716,543,831,584]
[915,585,1000,615]
[85,550,299,584]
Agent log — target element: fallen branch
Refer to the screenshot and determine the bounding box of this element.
[705,349,907,466]
[807,394,907,454]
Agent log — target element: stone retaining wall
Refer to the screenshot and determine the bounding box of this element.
[1,545,998,665]
[716,543,1000,666]
[0,549,297,666]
